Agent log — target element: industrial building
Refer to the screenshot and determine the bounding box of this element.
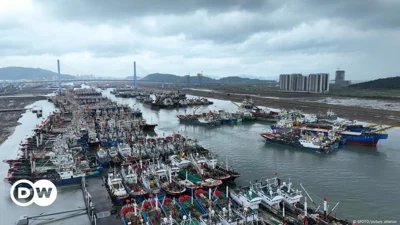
[335,70,351,86]
[279,73,330,93]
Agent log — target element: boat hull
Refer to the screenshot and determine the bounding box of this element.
[141,124,157,131]
[261,135,334,154]
[8,172,101,187]
[340,133,387,146]
[88,141,101,148]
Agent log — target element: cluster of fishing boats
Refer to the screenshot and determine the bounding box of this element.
[4,112,103,186]
[260,109,396,153]
[4,87,358,225]
[110,88,214,110]
[177,109,254,126]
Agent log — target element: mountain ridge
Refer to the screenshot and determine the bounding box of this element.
[349,76,400,89]
[0,66,276,84]
[139,73,275,84]
[0,66,75,80]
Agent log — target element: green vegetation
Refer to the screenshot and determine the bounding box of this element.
[349,76,400,89]
[328,87,400,99]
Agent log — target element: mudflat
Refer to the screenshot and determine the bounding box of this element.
[0,96,46,144]
[181,88,400,125]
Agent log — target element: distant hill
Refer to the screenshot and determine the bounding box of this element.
[0,67,75,80]
[125,76,142,80]
[140,73,275,84]
[219,76,263,83]
[349,76,400,89]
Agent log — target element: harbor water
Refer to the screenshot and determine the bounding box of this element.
[1,90,399,224]
[0,100,90,225]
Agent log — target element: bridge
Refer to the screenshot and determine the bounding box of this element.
[10,79,130,84]
[5,59,145,87]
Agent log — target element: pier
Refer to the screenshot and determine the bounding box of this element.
[82,176,121,225]
[0,108,27,112]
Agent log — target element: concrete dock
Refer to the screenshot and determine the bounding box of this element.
[82,176,121,225]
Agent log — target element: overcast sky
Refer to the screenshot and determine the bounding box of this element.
[0,0,399,80]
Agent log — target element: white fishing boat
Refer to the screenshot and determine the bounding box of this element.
[96,148,108,158]
[118,143,132,160]
[169,155,191,168]
[88,130,99,147]
[253,180,284,208]
[141,166,162,194]
[280,180,303,205]
[107,171,129,203]
[229,187,262,210]
[108,146,118,157]
[240,97,254,109]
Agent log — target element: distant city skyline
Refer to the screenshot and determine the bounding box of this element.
[0,0,399,80]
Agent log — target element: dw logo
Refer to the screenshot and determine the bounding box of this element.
[10,179,57,207]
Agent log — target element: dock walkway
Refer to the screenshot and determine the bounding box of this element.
[0,108,27,112]
[82,176,121,225]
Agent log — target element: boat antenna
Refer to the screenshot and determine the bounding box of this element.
[328,202,340,216]
[300,184,314,202]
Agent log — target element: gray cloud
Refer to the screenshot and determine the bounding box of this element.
[0,0,398,80]
[36,0,271,19]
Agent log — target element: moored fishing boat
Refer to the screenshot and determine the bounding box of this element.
[174,169,202,192]
[140,163,163,194]
[141,198,165,225]
[161,168,187,196]
[96,147,111,167]
[177,114,200,124]
[120,163,149,201]
[251,108,279,122]
[229,186,262,210]
[279,179,303,205]
[178,168,223,188]
[118,143,133,162]
[252,179,284,208]
[338,130,388,146]
[195,156,231,182]
[260,130,338,154]
[317,110,338,120]
[120,200,143,225]
[169,155,191,168]
[106,170,130,204]
[215,160,241,182]
[132,108,143,117]
[240,97,255,109]
[178,195,207,220]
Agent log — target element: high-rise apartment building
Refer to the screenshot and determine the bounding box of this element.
[279,73,329,93]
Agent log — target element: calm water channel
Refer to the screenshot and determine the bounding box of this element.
[0,90,399,224]
[0,100,90,225]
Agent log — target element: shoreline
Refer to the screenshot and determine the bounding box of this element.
[180,89,400,125]
[0,96,46,144]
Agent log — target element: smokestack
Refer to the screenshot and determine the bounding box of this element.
[57,59,61,91]
[133,61,137,88]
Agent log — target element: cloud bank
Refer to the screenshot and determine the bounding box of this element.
[0,0,399,79]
